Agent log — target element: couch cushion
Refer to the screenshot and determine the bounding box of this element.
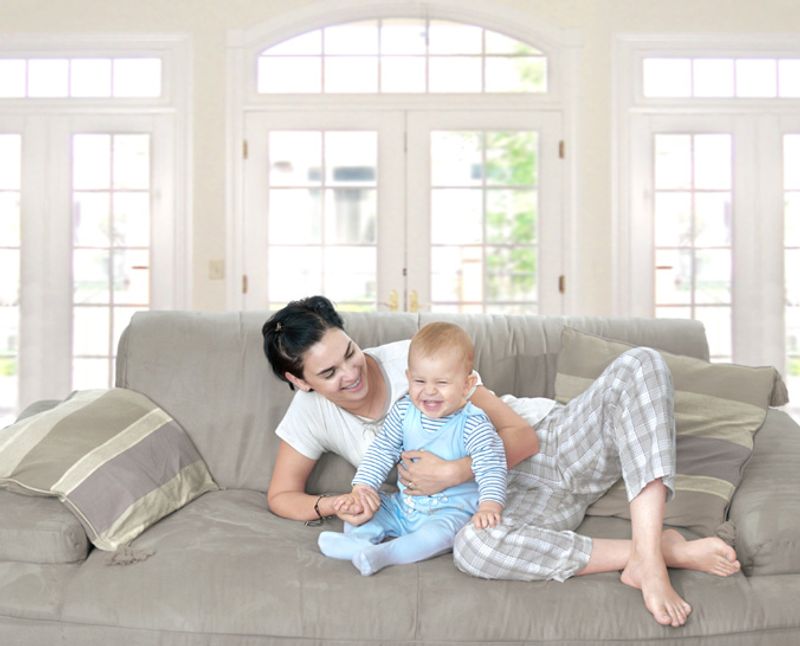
[0,490,89,563]
[729,409,800,576]
[0,389,218,551]
[555,327,784,537]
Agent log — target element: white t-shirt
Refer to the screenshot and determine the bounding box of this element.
[275,339,412,468]
[274,338,557,468]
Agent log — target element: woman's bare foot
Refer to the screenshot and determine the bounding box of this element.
[621,551,692,627]
[661,529,740,576]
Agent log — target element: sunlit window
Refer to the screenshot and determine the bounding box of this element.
[257,19,547,94]
[643,57,800,98]
[0,135,21,427]
[0,57,162,98]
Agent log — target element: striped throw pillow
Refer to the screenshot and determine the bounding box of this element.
[0,389,218,551]
[555,327,788,537]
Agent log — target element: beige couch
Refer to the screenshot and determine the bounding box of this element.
[1,310,799,645]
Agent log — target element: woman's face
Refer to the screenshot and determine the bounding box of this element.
[286,327,371,409]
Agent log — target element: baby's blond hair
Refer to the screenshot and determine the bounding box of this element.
[409,322,474,375]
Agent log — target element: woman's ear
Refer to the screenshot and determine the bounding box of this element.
[285,372,311,392]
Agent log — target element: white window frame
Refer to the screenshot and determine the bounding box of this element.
[226,0,582,313]
[0,34,192,410]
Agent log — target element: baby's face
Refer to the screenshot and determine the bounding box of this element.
[406,349,474,419]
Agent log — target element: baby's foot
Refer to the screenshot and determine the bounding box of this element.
[352,550,379,576]
[318,531,362,560]
[621,551,692,627]
[662,529,740,577]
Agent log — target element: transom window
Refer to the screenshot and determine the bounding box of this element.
[643,57,800,98]
[0,57,162,98]
[257,19,547,94]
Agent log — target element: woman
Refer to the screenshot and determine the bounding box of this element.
[263,296,740,628]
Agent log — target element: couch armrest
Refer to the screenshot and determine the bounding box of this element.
[729,409,800,576]
[0,490,89,564]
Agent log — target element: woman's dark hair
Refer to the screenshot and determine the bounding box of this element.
[262,295,345,390]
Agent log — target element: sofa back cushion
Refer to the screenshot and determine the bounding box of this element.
[116,311,709,491]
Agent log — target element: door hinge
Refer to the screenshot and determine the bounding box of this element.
[558,140,565,159]
[558,275,566,294]
[242,274,248,294]
[243,140,248,160]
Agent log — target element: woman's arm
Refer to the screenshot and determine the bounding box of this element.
[267,440,371,523]
[399,386,539,495]
[470,385,539,468]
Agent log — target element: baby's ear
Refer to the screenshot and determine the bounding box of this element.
[465,370,478,393]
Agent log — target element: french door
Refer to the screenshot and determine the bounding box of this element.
[241,109,564,313]
[629,113,800,411]
[0,113,176,425]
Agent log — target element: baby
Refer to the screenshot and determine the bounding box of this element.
[318,321,507,575]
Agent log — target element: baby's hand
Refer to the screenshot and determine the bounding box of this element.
[352,484,380,515]
[472,501,503,529]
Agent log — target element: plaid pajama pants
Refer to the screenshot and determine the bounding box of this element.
[453,347,676,582]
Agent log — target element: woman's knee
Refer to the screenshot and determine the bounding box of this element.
[452,523,498,578]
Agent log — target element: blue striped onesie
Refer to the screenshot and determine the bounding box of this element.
[318,395,507,575]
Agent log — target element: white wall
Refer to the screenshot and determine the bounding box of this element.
[3,0,799,313]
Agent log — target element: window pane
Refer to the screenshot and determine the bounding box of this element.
[269,131,322,186]
[655,248,692,305]
[0,250,19,307]
[0,60,26,98]
[485,56,547,93]
[263,31,322,56]
[113,134,150,190]
[323,247,376,302]
[736,59,777,98]
[695,193,732,246]
[73,306,110,356]
[428,21,482,54]
[785,135,800,190]
[655,135,692,190]
[0,135,21,190]
[380,19,426,55]
[113,250,150,305]
[268,246,322,301]
[73,249,110,304]
[485,31,540,55]
[325,57,378,92]
[324,188,376,245]
[486,131,537,186]
[778,59,800,98]
[486,246,537,302]
[643,59,691,97]
[786,193,800,247]
[381,57,426,92]
[0,193,21,247]
[72,358,110,390]
[258,57,321,93]
[113,192,150,247]
[112,58,161,97]
[0,315,18,426]
[28,59,69,97]
[429,57,482,92]
[431,246,483,302]
[486,189,537,244]
[74,192,111,247]
[431,131,482,186]
[695,249,731,304]
[693,59,734,97]
[269,189,322,244]
[71,59,112,97]
[325,132,377,185]
[431,189,482,244]
[695,306,732,360]
[73,135,111,190]
[654,193,692,247]
[324,21,378,55]
[694,135,731,190]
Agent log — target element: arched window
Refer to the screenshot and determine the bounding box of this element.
[228,2,578,315]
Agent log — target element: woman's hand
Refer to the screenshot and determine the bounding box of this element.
[331,485,380,526]
[398,450,472,496]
